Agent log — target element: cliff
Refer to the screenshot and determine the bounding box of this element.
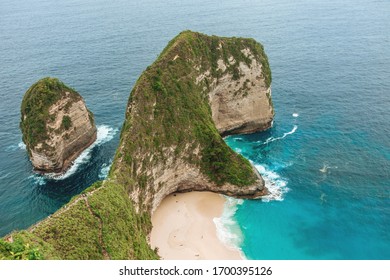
[0,31,273,260]
[112,31,273,214]
[20,77,97,174]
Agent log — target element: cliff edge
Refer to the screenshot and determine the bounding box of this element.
[20,77,97,174]
[1,31,273,260]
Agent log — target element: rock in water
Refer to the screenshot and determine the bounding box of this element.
[20,77,97,174]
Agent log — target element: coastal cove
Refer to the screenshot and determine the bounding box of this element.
[0,0,389,260]
[150,192,243,260]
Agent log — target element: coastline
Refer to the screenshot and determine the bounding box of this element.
[150,191,244,260]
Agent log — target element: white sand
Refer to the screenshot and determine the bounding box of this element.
[150,191,242,260]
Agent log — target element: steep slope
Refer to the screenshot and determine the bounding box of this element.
[1,31,273,259]
[111,30,273,213]
[20,77,97,174]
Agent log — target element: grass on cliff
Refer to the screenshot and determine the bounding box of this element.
[0,231,55,260]
[158,30,271,87]
[20,77,81,149]
[0,181,158,260]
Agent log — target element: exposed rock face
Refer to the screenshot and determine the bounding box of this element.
[20,77,97,174]
[148,158,266,214]
[208,53,274,136]
[112,31,274,214]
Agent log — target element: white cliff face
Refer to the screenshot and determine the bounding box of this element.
[121,51,273,213]
[206,50,274,136]
[28,92,97,174]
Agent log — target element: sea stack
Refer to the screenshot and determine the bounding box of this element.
[20,77,97,174]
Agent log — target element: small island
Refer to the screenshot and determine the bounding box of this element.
[20,77,97,174]
[0,31,273,259]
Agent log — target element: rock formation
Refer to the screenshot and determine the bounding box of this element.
[209,50,274,136]
[1,31,273,260]
[112,31,273,213]
[20,77,97,174]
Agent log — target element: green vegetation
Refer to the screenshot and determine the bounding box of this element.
[61,115,72,130]
[20,77,82,149]
[87,109,94,124]
[0,235,42,260]
[0,231,57,260]
[0,181,158,260]
[87,181,157,259]
[2,31,272,260]
[158,31,271,87]
[113,30,270,196]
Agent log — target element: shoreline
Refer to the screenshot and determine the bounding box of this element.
[150,191,243,260]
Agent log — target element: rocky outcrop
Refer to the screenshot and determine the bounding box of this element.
[112,31,273,214]
[20,77,97,174]
[208,53,274,136]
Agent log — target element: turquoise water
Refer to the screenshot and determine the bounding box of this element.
[0,0,389,259]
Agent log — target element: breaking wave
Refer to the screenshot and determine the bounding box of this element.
[98,160,112,180]
[5,141,26,151]
[254,163,289,202]
[262,125,298,145]
[213,196,247,259]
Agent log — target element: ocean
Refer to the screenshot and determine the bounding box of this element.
[0,0,389,259]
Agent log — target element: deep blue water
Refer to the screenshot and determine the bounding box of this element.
[0,0,389,259]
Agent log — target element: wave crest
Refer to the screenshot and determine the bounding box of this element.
[254,163,289,202]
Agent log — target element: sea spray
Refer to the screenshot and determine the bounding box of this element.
[254,163,289,202]
[18,142,26,150]
[213,196,247,258]
[4,141,26,152]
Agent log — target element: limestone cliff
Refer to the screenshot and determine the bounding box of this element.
[209,50,274,136]
[1,31,273,260]
[112,31,273,213]
[20,77,97,174]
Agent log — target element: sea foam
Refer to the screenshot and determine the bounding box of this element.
[254,163,289,202]
[262,125,298,145]
[4,141,26,152]
[99,160,112,180]
[213,196,247,259]
[28,174,46,186]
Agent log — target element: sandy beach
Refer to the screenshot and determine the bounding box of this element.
[150,191,242,260]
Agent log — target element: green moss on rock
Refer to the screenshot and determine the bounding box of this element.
[20,77,81,149]
[114,31,271,191]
